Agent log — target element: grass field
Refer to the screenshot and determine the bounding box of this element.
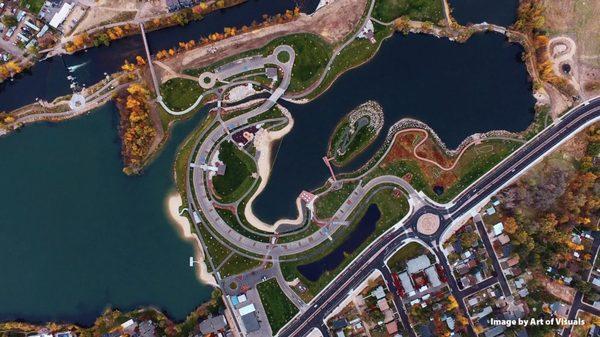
[212,141,256,202]
[219,253,262,277]
[314,182,359,219]
[283,189,409,296]
[257,279,299,334]
[364,136,521,203]
[20,0,44,13]
[372,0,444,23]
[160,78,203,112]
[306,23,394,100]
[264,34,332,93]
[386,241,429,272]
[185,33,332,95]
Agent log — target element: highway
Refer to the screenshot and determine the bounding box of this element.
[278,97,600,337]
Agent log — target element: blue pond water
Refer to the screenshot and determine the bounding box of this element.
[297,204,381,281]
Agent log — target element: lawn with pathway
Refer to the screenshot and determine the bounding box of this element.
[257,278,299,335]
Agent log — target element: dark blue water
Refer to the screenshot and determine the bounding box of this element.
[0,104,210,324]
[254,32,535,222]
[449,0,519,26]
[0,0,322,325]
[0,0,319,111]
[298,204,381,281]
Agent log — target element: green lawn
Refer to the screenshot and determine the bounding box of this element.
[305,23,395,100]
[257,279,299,335]
[314,181,358,219]
[283,188,409,296]
[247,106,285,124]
[372,0,444,23]
[185,33,332,95]
[212,141,256,202]
[20,0,44,13]
[160,78,203,112]
[217,208,271,243]
[386,242,429,272]
[264,34,332,93]
[195,220,231,269]
[218,253,262,277]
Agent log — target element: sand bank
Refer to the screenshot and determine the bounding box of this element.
[243,105,307,232]
[165,191,217,287]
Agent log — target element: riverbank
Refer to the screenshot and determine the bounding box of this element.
[242,104,309,232]
[165,191,217,287]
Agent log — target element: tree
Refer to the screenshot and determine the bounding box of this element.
[460,231,478,248]
[2,15,18,28]
[503,216,518,234]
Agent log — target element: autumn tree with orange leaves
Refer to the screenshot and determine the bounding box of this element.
[116,83,157,174]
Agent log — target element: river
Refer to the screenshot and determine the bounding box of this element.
[0,0,318,325]
[0,0,319,111]
[0,0,532,325]
[253,32,535,223]
[449,0,520,27]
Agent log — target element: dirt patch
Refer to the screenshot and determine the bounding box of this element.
[383,132,416,162]
[538,273,576,303]
[543,0,600,100]
[158,0,367,74]
[72,0,166,35]
[382,131,458,188]
[558,129,589,159]
[543,0,575,32]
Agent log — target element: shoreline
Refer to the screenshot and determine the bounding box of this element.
[243,105,308,232]
[164,190,218,287]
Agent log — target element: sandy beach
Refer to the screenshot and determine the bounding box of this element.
[243,105,308,232]
[165,191,217,287]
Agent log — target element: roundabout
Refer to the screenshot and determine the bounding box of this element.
[68,93,86,110]
[416,212,440,235]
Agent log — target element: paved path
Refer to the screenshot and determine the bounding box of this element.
[159,45,294,115]
[278,97,600,337]
[139,23,161,98]
[283,0,376,100]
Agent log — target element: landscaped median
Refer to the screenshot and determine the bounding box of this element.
[257,278,299,335]
[281,188,409,300]
[159,78,204,113]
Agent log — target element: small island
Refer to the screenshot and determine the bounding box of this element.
[326,100,384,166]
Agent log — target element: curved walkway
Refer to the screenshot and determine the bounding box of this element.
[159,45,295,115]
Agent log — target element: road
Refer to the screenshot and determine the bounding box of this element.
[179,43,600,334]
[474,215,511,297]
[561,231,600,337]
[278,97,600,337]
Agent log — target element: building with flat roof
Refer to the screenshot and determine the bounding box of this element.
[239,304,260,333]
[493,222,504,236]
[407,255,431,274]
[49,2,73,28]
[425,266,441,287]
[399,272,415,294]
[241,313,260,333]
[199,315,227,334]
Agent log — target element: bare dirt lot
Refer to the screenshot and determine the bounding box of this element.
[158,0,367,75]
[72,0,166,35]
[544,0,600,97]
[544,0,600,66]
